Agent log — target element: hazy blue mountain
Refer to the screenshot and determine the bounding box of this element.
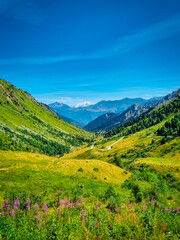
[85,113,117,131]
[49,98,151,125]
[85,89,179,132]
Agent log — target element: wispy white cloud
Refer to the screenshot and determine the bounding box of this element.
[0,14,180,64]
[0,0,44,24]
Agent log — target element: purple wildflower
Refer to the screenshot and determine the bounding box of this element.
[58,206,62,211]
[35,203,39,211]
[1,204,5,209]
[26,198,30,210]
[118,214,120,219]
[10,210,15,218]
[79,197,83,202]
[27,198,30,204]
[43,202,48,212]
[81,209,86,216]
[143,203,147,212]
[130,203,133,210]
[76,201,80,206]
[94,225,98,228]
[5,199,9,205]
[2,211,5,217]
[151,199,155,206]
[16,198,20,206]
[70,202,75,209]
[165,207,169,211]
[60,200,64,205]
[116,207,119,212]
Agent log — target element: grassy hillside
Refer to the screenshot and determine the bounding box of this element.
[0,79,93,156]
[60,99,180,206]
[0,81,179,239]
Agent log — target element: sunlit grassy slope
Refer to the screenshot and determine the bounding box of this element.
[0,150,130,203]
[0,79,93,155]
[62,110,180,180]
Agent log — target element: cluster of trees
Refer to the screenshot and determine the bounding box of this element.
[157,112,180,137]
[105,98,180,138]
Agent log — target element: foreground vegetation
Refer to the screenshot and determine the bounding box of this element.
[1,196,180,239]
[0,80,179,239]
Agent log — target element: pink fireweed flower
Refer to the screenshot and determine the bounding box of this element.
[116,207,119,212]
[36,212,41,222]
[165,207,169,211]
[7,204,10,211]
[76,201,80,206]
[143,203,147,212]
[5,199,9,205]
[94,225,98,228]
[79,197,83,202]
[35,203,39,211]
[26,198,30,210]
[13,198,20,210]
[2,211,5,217]
[60,200,64,205]
[15,198,20,206]
[1,204,5,209]
[118,214,120,219]
[81,209,86,216]
[43,202,48,212]
[151,199,155,206]
[10,210,15,218]
[58,206,62,211]
[70,202,75,209]
[130,203,133,211]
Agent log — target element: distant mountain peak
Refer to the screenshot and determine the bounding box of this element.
[75,102,91,108]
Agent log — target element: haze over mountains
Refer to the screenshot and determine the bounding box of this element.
[49,97,162,126]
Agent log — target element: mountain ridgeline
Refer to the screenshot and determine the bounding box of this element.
[0,79,93,156]
[49,97,161,125]
[105,95,180,139]
[85,89,180,132]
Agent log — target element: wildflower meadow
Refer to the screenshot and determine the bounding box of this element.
[0,197,180,239]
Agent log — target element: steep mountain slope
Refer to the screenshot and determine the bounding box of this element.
[49,98,155,125]
[84,113,117,131]
[0,79,93,156]
[86,89,180,132]
[105,95,180,138]
[58,114,85,128]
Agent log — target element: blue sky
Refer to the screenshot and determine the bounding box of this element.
[0,0,180,106]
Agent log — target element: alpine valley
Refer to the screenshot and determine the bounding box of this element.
[0,79,180,239]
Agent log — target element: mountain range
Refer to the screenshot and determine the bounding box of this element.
[85,88,180,132]
[49,97,162,125]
